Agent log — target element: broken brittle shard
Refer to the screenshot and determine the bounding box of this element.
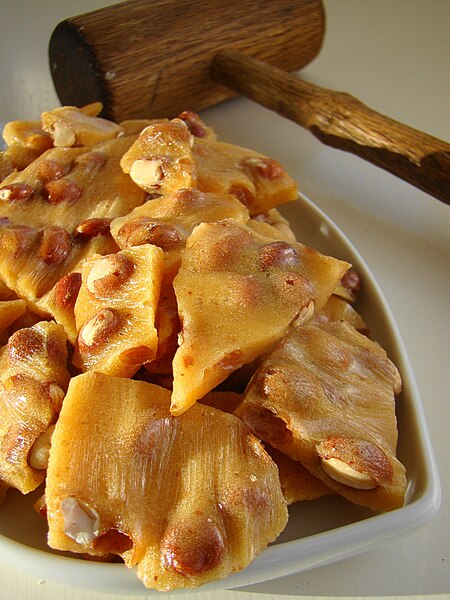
[171,219,349,415]
[72,245,164,377]
[46,372,288,591]
[236,320,406,511]
[0,321,69,495]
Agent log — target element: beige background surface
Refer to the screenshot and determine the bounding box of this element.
[0,0,449,598]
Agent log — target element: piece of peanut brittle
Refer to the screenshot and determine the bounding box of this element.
[111,187,249,277]
[171,219,349,415]
[46,372,288,591]
[120,119,195,195]
[314,294,367,332]
[41,105,123,147]
[0,136,145,233]
[72,245,164,377]
[236,320,406,511]
[265,446,335,505]
[0,220,117,309]
[193,138,299,215]
[249,208,297,241]
[0,321,70,496]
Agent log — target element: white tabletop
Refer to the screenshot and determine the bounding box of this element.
[0,1,449,598]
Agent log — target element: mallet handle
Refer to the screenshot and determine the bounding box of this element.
[213,49,450,204]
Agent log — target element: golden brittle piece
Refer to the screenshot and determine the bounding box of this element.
[111,187,249,278]
[249,208,297,241]
[120,119,195,195]
[46,372,288,591]
[2,120,53,154]
[0,321,70,496]
[0,299,26,336]
[41,105,123,147]
[265,446,334,505]
[314,294,367,332]
[236,321,406,511]
[193,138,298,215]
[0,220,116,307]
[171,220,349,415]
[36,272,82,344]
[0,136,145,233]
[73,245,164,377]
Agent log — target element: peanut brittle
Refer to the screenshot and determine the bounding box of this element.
[0,136,145,233]
[111,187,249,277]
[2,119,53,154]
[36,272,82,344]
[46,372,288,591]
[265,446,334,505]
[0,321,69,496]
[171,219,349,415]
[143,280,180,380]
[0,299,26,336]
[314,294,367,332]
[73,245,164,377]
[0,103,409,590]
[193,138,298,215]
[177,110,217,141]
[41,104,123,147]
[250,208,297,241]
[120,119,195,194]
[236,321,406,511]
[0,220,117,307]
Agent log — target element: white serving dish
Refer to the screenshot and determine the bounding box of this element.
[0,192,440,595]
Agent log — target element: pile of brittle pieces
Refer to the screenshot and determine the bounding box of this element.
[0,103,407,591]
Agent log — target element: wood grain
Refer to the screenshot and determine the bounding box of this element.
[49,0,325,121]
[212,49,450,203]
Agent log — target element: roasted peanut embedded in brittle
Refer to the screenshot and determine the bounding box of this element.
[193,138,298,215]
[249,208,297,241]
[36,272,82,344]
[0,136,145,233]
[0,220,117,310]
[120,119,195,194]
[46,372,288,591]
[73,245,164,377]
[0,321,70,496]
[177,111,217,140]
[111,187,249,278]
[236,320,406,511]
[171,219,349,415]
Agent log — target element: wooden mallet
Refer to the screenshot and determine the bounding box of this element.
[49,0,449,203]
